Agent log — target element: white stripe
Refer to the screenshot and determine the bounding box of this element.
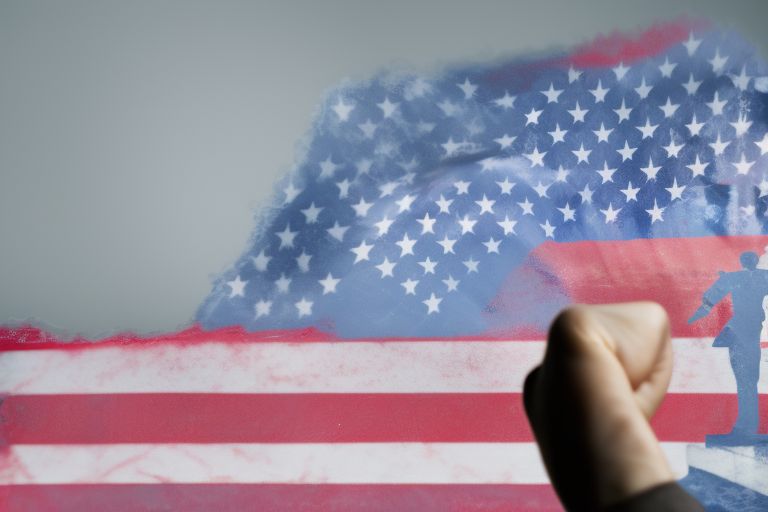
[0,339,764,394]
[0,442,692,484]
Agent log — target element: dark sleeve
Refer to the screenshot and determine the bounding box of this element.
[604,482,704,512]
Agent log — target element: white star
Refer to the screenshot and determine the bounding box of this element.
[351,156,373,175]
[687,155,708,177]
[540,220,556,238]
[559,202,576,222]
[730,65,751,91]
[709,48,728,74]
[408,77,431,98]
[319,273,340,295]
[613,61,630,80]
[376,257,397,278]
[593,122,612,143]
[709,134,729,156]
[525,107,543,125]
[533,181,550,197]
[614,99,632,122]
[438,100,459,116]
[617,141,636,161]
[683,32,701,56]
[601,203,620,223]
[295,298,313,318]
[741,204,756,217]
[730,114,752,137]
[542,83,563,103]
[707,91,727,116]
[333,97,354,121]
[755,133,768,155]
[396,233,417,257]
[454,180,471,195]
[458,215,478,234]
[549,123,567,143]
[498,215,517,235]
[227,275,247,298]
[664,135,684,158]
[438,235,457,254]
[555,166,569,182]
[525,146,546,167]
[336,178,351,199]
[275,273,291,294]
[252,250,271,271]
[760,179,768,198]
[666,178,686,201]
[638,118,658,139]
[659,57,676,78]
[635,77,652,99]
[401,278,418,295]
[497,177,515,194]
[436,194,453,214]
[377,97,399,118]
[350,240,374,263]
[494,91,516,109]
[621,182,640,202]
[442,137,466,156]
[518,197,535,215]
[683,74,701,95]
[597,161,616,183]
[358,120,377,138]
[396,194,417,213]
[416,212,437,234]
[458,77,478,99]
[327,221,349,242]
[590,80,609,103]
[351,198,373,218]
[276,225,298,249]
[296,250,312,272]
[254,300,272,318]
[318,157,338,179]
[483,237,502,254]
[641,157,662,180]
[443,275,460,292]
[686,114,705,136]
[378,181,399,197]
[423,293,442,314]
[733,154,754,175]
[579,185,594,204]
[660,98,679,118]
[475,194,496,215]
[301,202,324,223]
[463,257,479,273]
[418,121,436,133]
[568,66,582,83]
[374,216,394,237]
[418,257,437,274]
[494,133,516,148]
[569,101,587,122]
[646,199,665,223]
[283,183,301,204]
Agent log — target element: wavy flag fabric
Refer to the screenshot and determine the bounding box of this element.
[2,20,768,511]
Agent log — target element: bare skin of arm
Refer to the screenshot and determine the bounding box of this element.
[523,302,677,511]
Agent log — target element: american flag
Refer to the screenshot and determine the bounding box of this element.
[2,20,768,511]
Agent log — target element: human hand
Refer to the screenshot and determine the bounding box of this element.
[523,302,676,511]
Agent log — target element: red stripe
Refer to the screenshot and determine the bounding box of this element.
[489,235,768,338]
[0,484,561,512]
[2,393,764,444]
[3,235,768,347]
[568,19,708,67]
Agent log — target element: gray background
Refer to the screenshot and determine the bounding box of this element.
[1,0,767,337]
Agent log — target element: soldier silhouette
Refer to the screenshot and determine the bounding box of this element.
[689,251,768,444]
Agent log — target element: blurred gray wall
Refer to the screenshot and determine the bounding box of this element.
[1,0,766,337]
